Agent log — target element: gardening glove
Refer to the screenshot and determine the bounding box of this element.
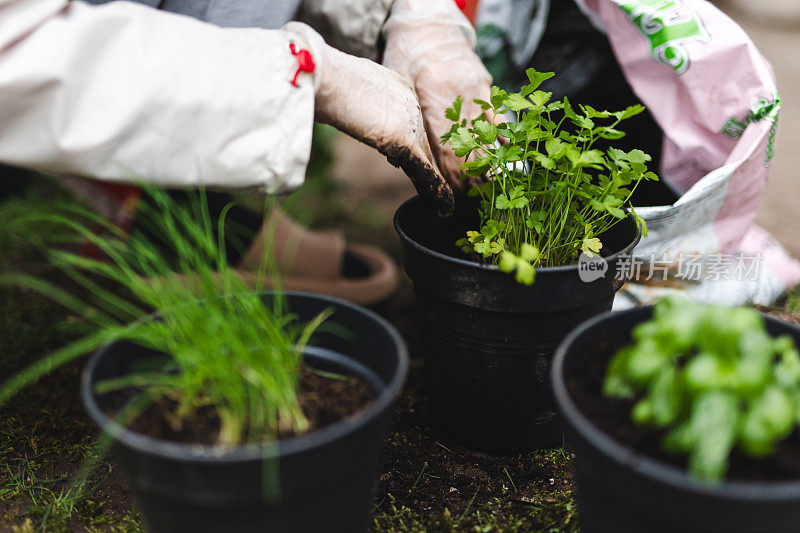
[305,22,454,218]
[382,0,493,190]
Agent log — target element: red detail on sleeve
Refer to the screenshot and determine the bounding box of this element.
[289,43,315,88]
[454,0,466,10]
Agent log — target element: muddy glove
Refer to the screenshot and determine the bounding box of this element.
[291,22,454,218]
[382,0,493,190]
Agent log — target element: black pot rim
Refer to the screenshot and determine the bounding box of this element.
[393,196,642,274]
[551,306,800,501]
[80,290,409,464]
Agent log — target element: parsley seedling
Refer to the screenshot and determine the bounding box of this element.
[604,297,800,482]
[441,69,656,284]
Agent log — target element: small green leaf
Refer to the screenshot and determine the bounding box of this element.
[499,251,517,273]
[480,222,498,239]
[489,239,505,255]
[495,194,511,210]
[608,147,628,162]
[532,152,555,170]
[606,206,626,219]
[524,69,555,91]
[663,422,694,454]
[581,104,612,118]
[618,104,646,120]
[466,230,481,243]
[525,218,543,234]
[448,127,480,157]
[685,353,723,391]
[596,127,626,140]
[459,157,491,177]
[740,387,794,457]
[529,90,552,107]
[626,149,651,164]
[581,237,602,257]
[625,340,668,386]
[515,261,535,285]
[473,120,498,144]
[650,366,683,427]
[544,138,564,158]
[474,240,492,256]
[439,122,459,145]
[490,86,508,109]
[634,212,648,237]
[473,97,492,110]
[520,243,540,262]
[504,93,532,112]
[604,348,636,397]
[445,95,463,122]
[564,146,581,167]
[687,392,738,482]
[454,237,472,253]
[577,150,604,166]
[633,398,654,425]
[499,144,524,162]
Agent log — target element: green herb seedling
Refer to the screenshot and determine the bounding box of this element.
[604,296,800,482]
[0,187,331,446]
[441,69,656,284]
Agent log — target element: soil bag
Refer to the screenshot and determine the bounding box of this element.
[577,0,799,306]
[478,0,800,306]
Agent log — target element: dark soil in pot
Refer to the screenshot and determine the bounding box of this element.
[108,364,375,446]
[394,196,640,454]
[81,291,408,533]
[568,339,800,482]
[552,306,800,533]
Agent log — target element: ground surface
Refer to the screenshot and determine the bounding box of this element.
[2,5,800,531]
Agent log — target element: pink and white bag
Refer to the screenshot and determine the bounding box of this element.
[575,0,800,306]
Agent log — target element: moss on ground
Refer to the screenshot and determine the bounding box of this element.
[372,458,578,533]
[370,365,577,533]
[373,492,577,533]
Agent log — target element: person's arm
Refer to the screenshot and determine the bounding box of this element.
[0,0,322,193]
[0,0,452,212]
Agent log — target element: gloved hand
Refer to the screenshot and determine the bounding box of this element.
[292,23,454,217]
[382,0,493,190]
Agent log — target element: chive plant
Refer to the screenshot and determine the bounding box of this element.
[441,69,656,284]
[0,188,328,445]
[604,297,800,482]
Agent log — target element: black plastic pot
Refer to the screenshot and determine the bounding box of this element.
[81,292,408,533]
[393,197,641,453]
[551,306,800,533]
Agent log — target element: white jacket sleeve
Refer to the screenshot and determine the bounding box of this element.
[0,0,326,193]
